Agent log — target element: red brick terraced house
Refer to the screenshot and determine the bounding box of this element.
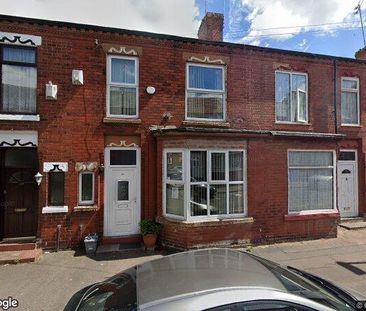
[0,13,365,249]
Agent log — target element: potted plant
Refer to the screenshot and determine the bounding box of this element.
[140,219,162,249]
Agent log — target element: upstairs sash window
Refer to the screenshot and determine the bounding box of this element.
[186,64,225,121]
[1,46,37,114]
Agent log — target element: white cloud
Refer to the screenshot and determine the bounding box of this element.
[0,0,200,37]
[228,0,360,45]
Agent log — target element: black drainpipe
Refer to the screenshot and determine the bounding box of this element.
[333,59,338,134]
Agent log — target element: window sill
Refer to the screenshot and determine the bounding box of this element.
[275,121,311,126]
[103,117,142,124]
[340,124,362,128]
[0,114,40,122]
[284,210,339,221]
[182,120,230,128]
[158,215,254,227]
[73,205,98,212]
[42,206,68,214]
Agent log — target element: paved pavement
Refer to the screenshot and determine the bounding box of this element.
[0,228,365,310]
[251,227,366,295]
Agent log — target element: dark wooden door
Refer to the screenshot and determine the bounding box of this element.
[3,168,38,238]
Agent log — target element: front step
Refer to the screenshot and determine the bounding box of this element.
[339,220,366,230]
[0,248,42,265]
[0,243,37,252]
[340,217,364,223]
[102,235,141,245]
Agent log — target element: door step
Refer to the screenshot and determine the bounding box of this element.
[339,220,366,230]
[340,217,364,223]
[102,235,141,245]
[0,248,42,265]
[0,242,37,252]
[96,242,142,254]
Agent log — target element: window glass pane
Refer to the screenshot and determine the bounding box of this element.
[211,153,225,180]
[110,86,136,116]
[210,184,227,215]
[81,173,93,202]
[49,172,65,206]
[111,58,135,84]
[3,47,36,64]
[2,65,36,113]
[166,184,184,216]
[289,151,333,167]
[275,72,290,121]
[341,92,358,124]
[167,152,183,181]
[298,90,307,121]
[339,151,356,161]
[229,151,243,181]
[188,65,223,90]
[292,74,306,91]
[342,79,358,89]
[190,184,208,216]
[190,151,207,182]
[187,92,223,119]
[4,148,37,168]
[289,168,333,212]
[229,184,244,214]
[110,150,136,165]
[117,181,129,201]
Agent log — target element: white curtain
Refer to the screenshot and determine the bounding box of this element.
[289,152,334,212]
[276,72,290,121]
[111,58,135,84]
[2,65,36,113]
[341,91,358,124]
[110,86,136,115]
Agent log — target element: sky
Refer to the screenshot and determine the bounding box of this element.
[0,0,364,58]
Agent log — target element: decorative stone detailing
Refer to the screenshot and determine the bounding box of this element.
[75,162,98,172]
[188,55,225,64]
[43,162,68,172]
[0,131,38,147]
[0,32,42,46]
[109,46,137,55]
[106,140,138,147]
[100,43,141,56]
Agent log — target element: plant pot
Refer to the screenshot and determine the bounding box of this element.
[143,233,157,248]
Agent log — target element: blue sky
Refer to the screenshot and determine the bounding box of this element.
[0,0,364,58]
[195,0,365,58]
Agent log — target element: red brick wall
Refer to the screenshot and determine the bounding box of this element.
[0,17,363,247]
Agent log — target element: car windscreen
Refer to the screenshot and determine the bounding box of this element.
[76,267,137,311]
[250,254,354,311]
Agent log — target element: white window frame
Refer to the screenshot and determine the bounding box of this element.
[341,77,360,126]
[163,149,186,220]
[106,55,139,118]
[185,63,226,122]
[163,148,247,221]
[275,70,308,124]
[287,150,337,215]
[78,171,95,205]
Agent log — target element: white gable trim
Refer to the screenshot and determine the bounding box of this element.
[43,162,68,172]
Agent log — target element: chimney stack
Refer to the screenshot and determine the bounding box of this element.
[198,12,224,41]
[355,47,366,60]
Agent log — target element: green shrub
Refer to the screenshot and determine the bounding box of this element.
[140,219,162,236]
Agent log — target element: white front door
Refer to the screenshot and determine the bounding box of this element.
[104,147,140,236]
[337,151,358,218]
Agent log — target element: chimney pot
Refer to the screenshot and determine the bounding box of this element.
[198,12,224,41]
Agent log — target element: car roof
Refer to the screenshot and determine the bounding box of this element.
[136,248,288,307]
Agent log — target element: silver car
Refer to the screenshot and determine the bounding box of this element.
[65,248,365,311]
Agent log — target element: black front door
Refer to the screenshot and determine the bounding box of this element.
[0,148,38,239]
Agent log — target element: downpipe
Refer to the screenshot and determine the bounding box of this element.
[56,224,61,252]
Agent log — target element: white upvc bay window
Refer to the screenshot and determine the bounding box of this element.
[186,63,226,121]
[275,71,308,123]
[163,149,247,220]
[288,151,336,213]
[341,77,359,126]
[107,55,138,118]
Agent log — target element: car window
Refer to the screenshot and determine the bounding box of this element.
[205,300,316,311]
